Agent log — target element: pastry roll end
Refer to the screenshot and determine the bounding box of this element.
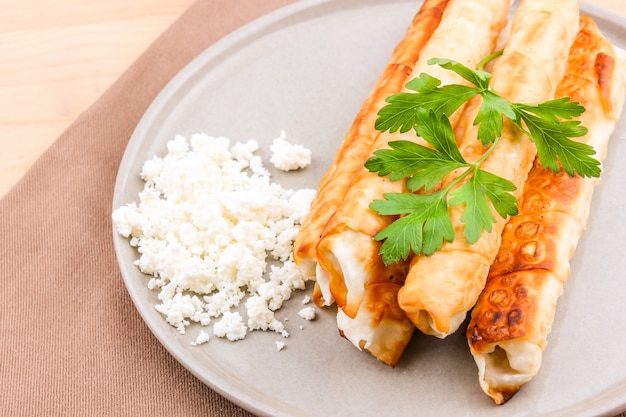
[398,249,493,338]
[467,269,563,404]
[337,282,415,367]
[470,339,543,405]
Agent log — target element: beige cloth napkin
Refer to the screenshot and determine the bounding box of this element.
[0,1,290,416]
[1,0,625,416]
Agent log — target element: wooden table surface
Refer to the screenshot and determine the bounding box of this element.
[0,0,624,198]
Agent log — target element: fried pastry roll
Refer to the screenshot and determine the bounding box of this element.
[292,0,449,295]
[315,0,510,365]
[467,16,626,405]
[398,0,581,338]
[336,280,415,367]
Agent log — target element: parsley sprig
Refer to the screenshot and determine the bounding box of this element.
[366,56,599,265]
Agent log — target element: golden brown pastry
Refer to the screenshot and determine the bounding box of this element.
[398,0,581,339]
[314,0,511,365]
[467,15,626,405]
[292,0,450,366]
[292,0,449,289]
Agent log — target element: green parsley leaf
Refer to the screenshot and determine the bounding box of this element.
[516,97,585,123]
[370,191,454,263]
[364,140,451,186]
[512,108,598,177]
[366,109,467,191]
[474,90,516,145]
[405,73,480,116]
[406,72,441,91]
[365,54,598,264]
[427,58,491,90]
[449,169,518,243]
[413,109,465,163]
[375,76,477,134]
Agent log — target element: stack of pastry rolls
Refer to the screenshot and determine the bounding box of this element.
[292,0,449,280]
[292,0,450,364]
[294,0,510,366]
[292,0,451,366]
[292,0,626,403]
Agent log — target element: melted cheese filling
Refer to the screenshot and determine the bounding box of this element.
[315,263,334,306]
[320,230,369,312]
[480,340,542,389]
[337,298,414,366]
[337,307,373,350]
[413,308,468,339]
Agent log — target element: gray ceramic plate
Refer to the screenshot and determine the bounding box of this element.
[112,1,626,416]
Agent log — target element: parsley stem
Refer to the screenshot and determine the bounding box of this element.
[439,135,501,196]
[474,135,501,165]
[477,49,503,71]
[440,165,473,196]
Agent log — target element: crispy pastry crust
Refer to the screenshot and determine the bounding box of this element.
[318,0,511,366]
[317,0,511,320]
[292,0,449,281]
[302,0,511,366]
[293,0,449,366]
[467,15,626,405]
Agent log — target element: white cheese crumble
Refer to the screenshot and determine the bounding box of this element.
[276,341,285,351]
[213,311,247,341]
[298,306,316,321]
[269,130,312,171]
[191,330,211,346]
[112,133,316,343]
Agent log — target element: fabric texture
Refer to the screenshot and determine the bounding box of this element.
[1,0,625,416]
[0,1,290,416]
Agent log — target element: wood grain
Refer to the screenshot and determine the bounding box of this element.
[0,0,195,197]
[0,0,624,198]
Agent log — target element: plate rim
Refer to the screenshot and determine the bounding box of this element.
[112,1,626,416]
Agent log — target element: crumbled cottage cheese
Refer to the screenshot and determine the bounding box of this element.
[269,130,312,171]
[112,132,316,343]
[191,330,211,346]
[298,306,316,321]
